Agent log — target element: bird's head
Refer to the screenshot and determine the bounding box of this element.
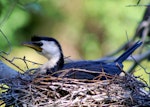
[23,36,63,59]
[23,36,64,72]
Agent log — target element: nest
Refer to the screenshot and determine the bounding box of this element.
[0,69,150,107]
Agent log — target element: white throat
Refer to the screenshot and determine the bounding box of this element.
[40,55,60,73]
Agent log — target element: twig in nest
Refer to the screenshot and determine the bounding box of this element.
[93,66,114,80]
[116,63,148,89]
[55,68,106,78]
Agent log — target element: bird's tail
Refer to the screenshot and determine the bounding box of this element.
[114,41,142,63]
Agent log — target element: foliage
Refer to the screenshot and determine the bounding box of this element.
[0,0,147,58]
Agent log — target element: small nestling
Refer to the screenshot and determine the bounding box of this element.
[23,35,142,79]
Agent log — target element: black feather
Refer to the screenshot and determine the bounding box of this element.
[60,41,142,79]
[114,41,142,63]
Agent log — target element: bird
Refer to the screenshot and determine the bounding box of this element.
[23,36,142,79]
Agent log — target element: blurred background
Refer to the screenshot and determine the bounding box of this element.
[0,0,149,85]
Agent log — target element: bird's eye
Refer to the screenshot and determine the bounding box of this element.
[33,42,43,46]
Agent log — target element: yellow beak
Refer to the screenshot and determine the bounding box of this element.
[22,42,42,52]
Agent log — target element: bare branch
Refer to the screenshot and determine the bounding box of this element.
[128,50,150,73]
[0,29,12,55]
[0,1,17,26]
[0,55,25,72]
[11,56,42,65]
[137,0,141,5]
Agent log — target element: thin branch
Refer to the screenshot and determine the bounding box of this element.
[0,55,24,72]
[137,0,141,5]
[23,56,29,69]
[11,56,42,65]
[0,1,17,26]
[126,4,150,7]
[128,51,150,76]
[0,29,12,55]
[106,30,138,57]
[99,52,148,62]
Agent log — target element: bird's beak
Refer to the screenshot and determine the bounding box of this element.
[22,42,42,52]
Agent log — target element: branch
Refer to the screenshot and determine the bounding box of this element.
[128,49,150,73]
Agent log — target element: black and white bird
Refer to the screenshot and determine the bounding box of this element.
[23,36,142,79]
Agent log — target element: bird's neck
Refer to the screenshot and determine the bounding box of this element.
[49,55,60,66]
[47,53,63,69]
[40,53,64,73]
[56,53,64,70]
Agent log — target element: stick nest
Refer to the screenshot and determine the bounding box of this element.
[0,70,150,107]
